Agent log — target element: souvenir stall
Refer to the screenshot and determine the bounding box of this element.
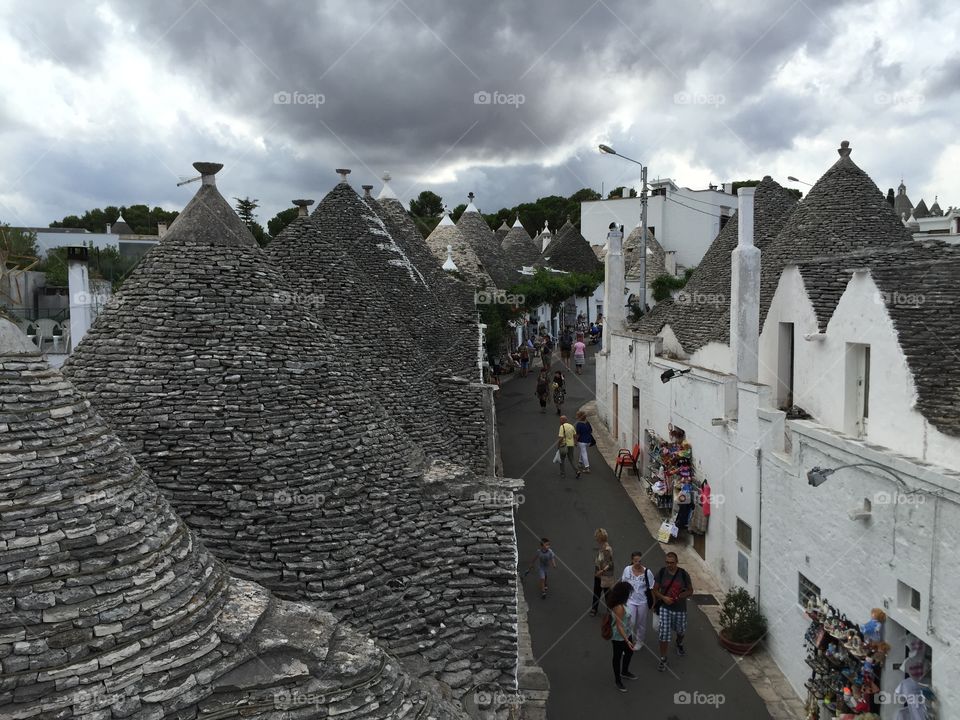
[801,596,937,719]
[645,424,710,543]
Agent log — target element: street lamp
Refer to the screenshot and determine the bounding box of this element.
[660,368,691,384]
[599,144,648,312]
[806,462,909,488]
[787,176,813,186]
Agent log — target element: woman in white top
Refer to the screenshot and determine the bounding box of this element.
[621,551,655,648]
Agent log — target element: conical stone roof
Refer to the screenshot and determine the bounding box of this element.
[0,319,468,720]
[495,220,511,245]
[64,167,519,697]
[623,227,667,284]
[759,141,917,331]
[501,219,539,269]
[265,181,465,464]
[635,176,798,352]
[538,218,601,274]
[456,206,520,289]
[426,214,493,287]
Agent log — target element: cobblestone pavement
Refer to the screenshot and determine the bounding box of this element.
[498,350,784,719]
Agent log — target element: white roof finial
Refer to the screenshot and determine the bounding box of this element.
[442,244,458,272]
[378,171,397,200]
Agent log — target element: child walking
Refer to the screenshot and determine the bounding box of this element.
[527,538,557,599]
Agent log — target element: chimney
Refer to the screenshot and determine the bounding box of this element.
[602,222,625,350]
[67,246,92,351]
[622,188,630,199]
[193,162,223,187]
[158,222,168,238]
[105,223,112,234]
[377,172,398,200]
[729,187,759,383]
[292,199,314,218]
[362,184,373,198]
[335,168,351,183]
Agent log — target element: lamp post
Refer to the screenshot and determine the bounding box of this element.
[806,461,908,488]
[600,144,648,312]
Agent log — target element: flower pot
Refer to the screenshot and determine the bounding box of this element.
[718,629,762,655]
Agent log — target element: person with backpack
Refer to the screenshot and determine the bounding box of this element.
[604,581,637,692]
[652,552,694,671]
[574,410,594,472]
[621,551,655,655]
[534,370,549,413]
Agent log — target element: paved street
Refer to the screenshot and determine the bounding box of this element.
[500,346,773,719]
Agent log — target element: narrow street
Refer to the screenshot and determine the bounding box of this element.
[500,346,773,719]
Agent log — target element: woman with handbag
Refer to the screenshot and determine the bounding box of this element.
[621,551,655,654]
[589,528,615,616]
[574,410,594,472]
[606,581,637,692]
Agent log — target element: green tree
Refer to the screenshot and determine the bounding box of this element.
[1,225,39,265]
[451,204,467,222]
[233,197,269,247]
[409,191,444,218]
[50,205,178,234]
[267,207,299,237]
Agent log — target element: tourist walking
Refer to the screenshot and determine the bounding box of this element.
[574,410,593,472]
[526,538,557,599]
[556,415,579,478]
[653,551,694,671]
[606,580,637,691]
[534,370,549,413]
[551,370,566,415]
[518,345,530,377]
[590,528,614,615]
[573,335,586,374]
[621,551,655,655]
[559,329,573,369]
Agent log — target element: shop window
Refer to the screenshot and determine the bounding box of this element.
[736,517,752,551]
[798,573,820,606]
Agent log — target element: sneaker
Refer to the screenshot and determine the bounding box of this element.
[677,643,686,657]
[584,467,591,473]
[576,471,582,478]
[541,591,546,599]
[588,610,598,617]
[658,657,667,672]
[615,681,627,693]
[621,671,638,680]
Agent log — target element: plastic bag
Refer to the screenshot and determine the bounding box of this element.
[552,449,561,464]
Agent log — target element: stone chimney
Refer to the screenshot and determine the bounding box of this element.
[292,199,314,218]
[105,223,112,234]
[336,168,351,183]
[362,184,373,198]
[729,187,759,383]
[194,162,223,186]
[602,223,625,350]
[67,246,92,351]
[158,222,168,238]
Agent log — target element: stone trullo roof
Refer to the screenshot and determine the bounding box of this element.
[538,218,602,275]
[426,213,494,287]
[0,319,468,720]
[456,202,520,289]
[532,225,552,254]
[893,181,913,222]
[265,181,467,464]
[759,141,918,332]
[110,212,134,235]
[495,220,511,244]
[635,176,798,351]
[623,226,667,284]
[62,165,519,701]
[500,217,539,270]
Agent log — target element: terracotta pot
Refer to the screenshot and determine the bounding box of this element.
[718,629,762,655]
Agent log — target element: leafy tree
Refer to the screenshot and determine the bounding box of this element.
[50,205,178,234]
[409,191,444,218]
[0,225,39,265]
[650,268,696,302]
[267,207,299,237]
[87,244,142,291]
[569,188,601,203]
[38,247,69,287]
[451,204,467,223]
[233,197,269,247]
[607,186,637,198]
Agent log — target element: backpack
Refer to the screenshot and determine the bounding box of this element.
[600,612,612,640]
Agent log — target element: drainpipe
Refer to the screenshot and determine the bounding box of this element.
[755,447,763,603]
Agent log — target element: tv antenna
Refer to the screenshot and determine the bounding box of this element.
[176,174,202,187]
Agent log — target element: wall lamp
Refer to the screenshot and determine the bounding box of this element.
[807,462,908,488]
[660,368,692,384]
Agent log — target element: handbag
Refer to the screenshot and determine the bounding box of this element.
[601,612,612,640]
[644,569,655,609]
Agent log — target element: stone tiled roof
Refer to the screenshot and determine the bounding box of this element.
[62,173,519,698]
[495,220,511,245]
[0,319,468,720]
[759,142,917,332]
[537,219,601,275]
[501,219,539,270]
[634,176,798,351]
[457,209,520,289]
[912,198,930,219]
[623,227,667,284]
[893,182,913,221]
[426,215,494,287]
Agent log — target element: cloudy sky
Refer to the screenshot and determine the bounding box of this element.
[1,0,958,230]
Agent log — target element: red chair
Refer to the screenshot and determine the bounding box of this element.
[616,443,641,478]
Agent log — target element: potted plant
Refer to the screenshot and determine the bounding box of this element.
[718,586,768,655]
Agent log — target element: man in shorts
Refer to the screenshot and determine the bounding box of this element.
[559,329,573,368]
[652,552,693,671]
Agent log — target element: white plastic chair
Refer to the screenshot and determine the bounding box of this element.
[16,319,36,345]
[34,319,60,352]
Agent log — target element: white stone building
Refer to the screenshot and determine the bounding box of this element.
[596,142,959,719]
